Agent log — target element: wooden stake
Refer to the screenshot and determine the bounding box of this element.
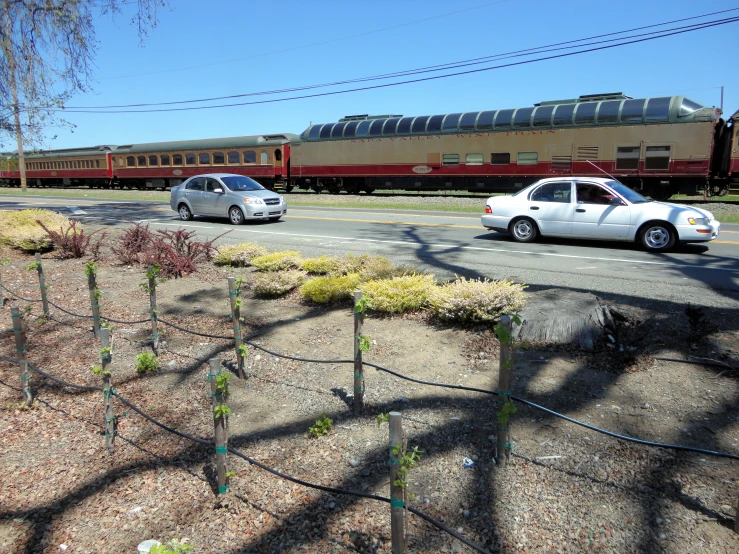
[735,493,738,533]
[147,265,159,354]
[496,315,513,468]
[87,266,101,337]
[209,357,229,495]
[353,290,364,414]
[34,253,49,318]
[100,328,115,453]
[227,277,245,379]
[389,412,405,554]
[10,307,31,404]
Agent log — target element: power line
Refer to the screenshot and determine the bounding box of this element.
[50,15,739,114]
[62,8,739,110]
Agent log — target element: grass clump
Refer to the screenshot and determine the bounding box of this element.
[300,255,341,275]
[214,242,268,267]
[135,352,159,374]
[301,273,361,303]
[0,209,71,251]
[251,250,302,271]
[254,270,306,297]
[361,274,436,313]
[333,254,396,280]
[430,277,527,323]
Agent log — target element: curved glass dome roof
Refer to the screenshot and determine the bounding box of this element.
[301,94,712,142]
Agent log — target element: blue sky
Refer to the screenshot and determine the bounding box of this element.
[43,0,739,149]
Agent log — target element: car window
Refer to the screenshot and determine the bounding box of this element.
[185,178,203,191]
[576,183,615,205]
[204,178,222,193]
[221,175,265,191]
[530,182,571,203]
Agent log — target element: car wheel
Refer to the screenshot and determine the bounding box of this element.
[510,217,538,243]
[229,207,245,225]
[178,204,193,221]
[639,222,676,252]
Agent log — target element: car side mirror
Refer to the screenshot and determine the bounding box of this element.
[214,188,223,194]
[609,196,624,206]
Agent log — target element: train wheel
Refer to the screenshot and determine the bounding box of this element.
[709,184,729,197]
[328,185,340,194]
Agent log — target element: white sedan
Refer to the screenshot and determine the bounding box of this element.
[481,177,720,252]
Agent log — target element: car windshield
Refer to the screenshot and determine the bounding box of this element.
[221,175,265,191]
[606,180,650,203]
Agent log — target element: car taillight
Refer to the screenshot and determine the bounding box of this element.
[485,205,492,214]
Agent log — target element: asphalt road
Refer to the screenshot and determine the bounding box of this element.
[3,195,739,310]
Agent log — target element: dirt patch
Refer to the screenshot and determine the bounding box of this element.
[0,245,738,553]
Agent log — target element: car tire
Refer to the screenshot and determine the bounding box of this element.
[229,207,245,225]
[509,217,538,243]
[178,204,193,221]
[639,221,676,252]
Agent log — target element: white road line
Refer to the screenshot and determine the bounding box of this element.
[67,206,88,215]
[140,220,739,274]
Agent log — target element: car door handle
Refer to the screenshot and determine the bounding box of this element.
[530,206,539,210]
[576,208,586,212]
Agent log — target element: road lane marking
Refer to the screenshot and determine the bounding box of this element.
[287,214,481,229]
[140,220,739,273]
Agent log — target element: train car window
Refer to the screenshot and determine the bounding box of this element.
[95,160,100,168]
[344,121,359,137]
[427,114,445,133]
[127,156,135,167]
[383,118,400,135]
[199,153,210,165]
[308,125,322,140]
[137,156,147,167]
[160,154,171,166]
[621,99,645,123]
[533,106,554,127]
[645,97,671,122]
[331,122,347,138]
[596,101,620,124]
[411,116,430,133]
[356,120,372,137]
[149,155,158,166]
[574,102,597,125]
[459,112,478,131]
[465,153,484,165]
[493,109,514,129]
[513,107,534,128]
[442,154,459,165]
[491,153,510,165]
[615,146,640,170]
[442,113,462,132]
[476,111,495,131]
[172,154,183,165]
[244,150,256,164]
[227,151,239,163]
[275,149,282,161]
[186,153,196,165]
[261,150,269,164]
[517,152,538,165]
[369,119,386,136]
[396,117,414,135]
[213,152,225,164]
[553,104,575,126]
[644,145,671,170]
[119,157,124,166]
[678,98,703,117]
[319,124,334,139]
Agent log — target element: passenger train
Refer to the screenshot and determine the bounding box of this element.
[1,92,737,200]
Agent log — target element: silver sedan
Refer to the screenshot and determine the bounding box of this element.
[170,173,287,224]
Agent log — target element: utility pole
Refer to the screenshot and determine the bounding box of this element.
[2,2,26,191]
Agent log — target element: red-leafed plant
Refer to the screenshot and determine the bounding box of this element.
[111,221,155,265]
[36,219,106,259]
[141,228,230,278]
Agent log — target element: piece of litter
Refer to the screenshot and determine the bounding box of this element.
[462,456,475,469]
[129,506,143,514]
[59,546,68,552]
[535,456,564,460]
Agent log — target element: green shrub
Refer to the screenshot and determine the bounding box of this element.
[332,254,396,280]
[301,273,361,303]
[0,209,71,251]
[135,352,159,374]
[300,255,341,275]
[308,414,333,438]
[213,242,268,266]
[251,250,302,271]
[430,277,527,323]
[149,540,192,554]
[361,274,436,313]
[254,270,306,296]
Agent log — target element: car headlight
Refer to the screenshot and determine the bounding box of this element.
[243,197,264,205]
[687,217,710,225]
[279,195,284,202]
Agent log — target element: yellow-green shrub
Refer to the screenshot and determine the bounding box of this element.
[332,254,395,280]
[300,255,341,275]
[254,270,306,296]
[0,209,71,251]
[213,242,268,266]
[301,273,361,303]
[430,277,527,323]
[251,250,302,271]
[361,274,436,313]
